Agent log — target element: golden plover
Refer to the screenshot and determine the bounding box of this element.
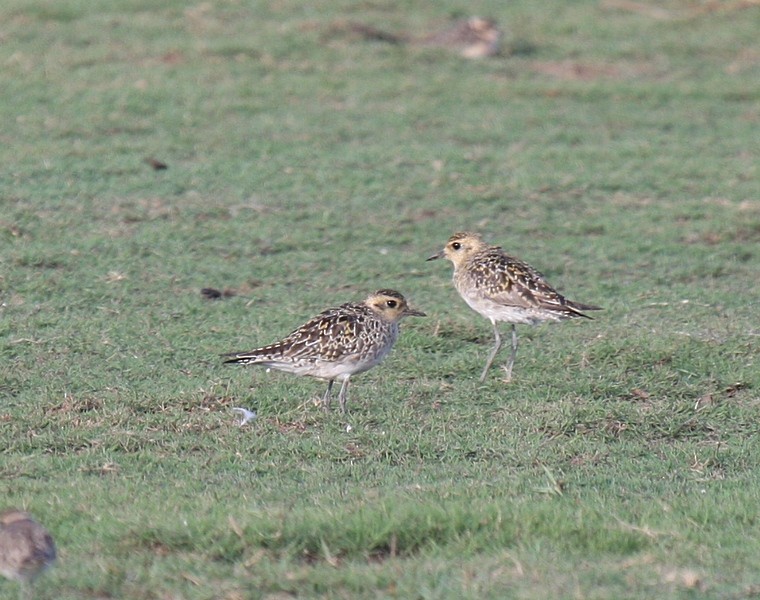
[328,16,502,59]
[0,509,56,599]
[223,289,425,413]
[428,232,601,382]
[421,16,503,59]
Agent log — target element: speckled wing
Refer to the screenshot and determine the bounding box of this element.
[223,303,368,364]
[276,303,370,361]
[470,248,595,318]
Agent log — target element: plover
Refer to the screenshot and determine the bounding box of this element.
[428,232,601,381]
[223,289,425,413]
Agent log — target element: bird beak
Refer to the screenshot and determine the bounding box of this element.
[426,250,444,261]
[404,307,427,317]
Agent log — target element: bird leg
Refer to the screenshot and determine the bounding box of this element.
[480,321,503,382]
[501,324,518,382]
[337,378,351,414]
[321,380,334,411]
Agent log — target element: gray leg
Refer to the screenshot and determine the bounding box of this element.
[322,380,334,411]
[480,321,502,382]
[337,377,351,414]
[501,324,518,382]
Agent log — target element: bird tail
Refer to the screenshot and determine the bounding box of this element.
[564,299,603,318]
[222,351,264,365]
[222,341,287,365]
[568,299,602,311]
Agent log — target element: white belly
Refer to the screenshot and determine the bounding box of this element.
[259,340,394,381]
[460,291,562,325]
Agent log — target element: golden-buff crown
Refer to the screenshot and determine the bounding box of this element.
[364,289,426,321]
[427,231,488,269]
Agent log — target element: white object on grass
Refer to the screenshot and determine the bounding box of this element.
[232,407,257,426]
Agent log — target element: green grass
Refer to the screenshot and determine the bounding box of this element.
[2,0,760,597]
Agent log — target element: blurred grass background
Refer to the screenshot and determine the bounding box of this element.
[2,1,759,598]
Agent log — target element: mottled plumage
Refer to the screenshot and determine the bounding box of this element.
[223,289,425,413]
[0,509,56,599]
[421,16,503,59]
[428,232,601,381]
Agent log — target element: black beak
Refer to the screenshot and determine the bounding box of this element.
[426,250,444,261]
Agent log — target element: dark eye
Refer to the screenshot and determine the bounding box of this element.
[386,300,398,308]
[452,242,461,250]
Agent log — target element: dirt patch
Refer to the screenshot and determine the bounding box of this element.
[529,59,658,81]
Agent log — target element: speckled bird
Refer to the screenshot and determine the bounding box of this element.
[428,232,601,382]
[223,289,425,413]
[0,509,56,599]
[421,16,503,59]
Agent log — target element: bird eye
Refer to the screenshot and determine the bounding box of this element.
[386,300,398,308]
[452,242,461,250]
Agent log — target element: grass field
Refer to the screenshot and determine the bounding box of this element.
[2,0,760,598]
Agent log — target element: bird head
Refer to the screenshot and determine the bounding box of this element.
[366,289,426,321]
[426,231,486,268]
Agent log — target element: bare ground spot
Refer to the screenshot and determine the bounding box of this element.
[529,59,660,81]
